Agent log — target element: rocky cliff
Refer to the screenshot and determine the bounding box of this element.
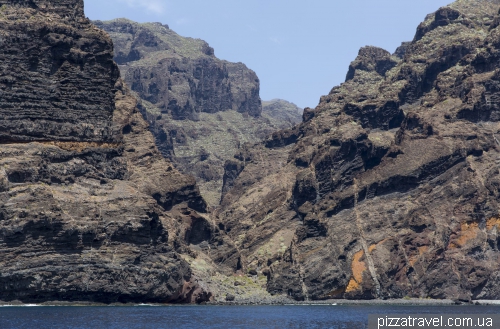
[262,99,303,127]
[0,0,226,304]
[0,0,117,142]
[217,0,500,301]
[96,19,302,206]
[6,0,500,305]
[94,19,261,120]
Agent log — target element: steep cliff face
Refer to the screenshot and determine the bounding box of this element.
[94,19,261,120]
[0,0,84,19]
[0,0,118,142]
[96,19,300,206]
[218,0,500,301]
[0,0,223,303]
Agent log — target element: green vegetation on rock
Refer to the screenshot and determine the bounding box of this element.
[97,19,303,206]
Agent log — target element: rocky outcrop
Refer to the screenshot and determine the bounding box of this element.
[262,99,303,126]
[97,19,302,206]
[94,19,261,120]
[0,0,219,304]
[0,0,84,19]
[0,0,118,142]
[217,0,500,301]
[345,47,398,82]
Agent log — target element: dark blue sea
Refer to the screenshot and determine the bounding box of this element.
[1,305,499,329]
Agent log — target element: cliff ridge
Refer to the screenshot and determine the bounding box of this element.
[216,0,500,301]
[0,0,220,304]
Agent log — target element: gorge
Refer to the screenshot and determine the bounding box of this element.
[2,0,500,304]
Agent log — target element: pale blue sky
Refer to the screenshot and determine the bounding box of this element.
[85,0,452,109]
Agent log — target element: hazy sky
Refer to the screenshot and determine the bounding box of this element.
[85,0,452,109]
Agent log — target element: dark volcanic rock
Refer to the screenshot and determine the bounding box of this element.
[0,0,84,18]
[0,0,119,142]
[94,19,262,120]
[0,0,214,304]
[393,42,411,59]
[217,0,500,301]
[345,46,398,82]
[96,19,301,207]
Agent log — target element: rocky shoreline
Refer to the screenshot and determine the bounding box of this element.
[2,298,494,307]
[4,0,500,305]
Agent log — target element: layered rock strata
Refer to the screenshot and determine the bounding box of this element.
[94,19,262,120]
[217,0,500,301]
[0,0,229,304]
[0,0,118,142]
[97,19,303,206]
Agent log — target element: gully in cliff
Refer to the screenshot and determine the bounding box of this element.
[216,0,500,302]
[3,0,500,311]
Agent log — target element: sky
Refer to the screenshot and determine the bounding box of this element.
[85,0,453,109]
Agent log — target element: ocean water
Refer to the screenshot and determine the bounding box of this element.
[0,305,499,329]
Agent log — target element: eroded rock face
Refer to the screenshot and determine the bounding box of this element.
[0,0,84,18]
[96,19,302,206]
[0,0,213,303]
[95,19,262,120]
[262,99,303,126]
[345,46,398,82]
[0,0,119,142]
[218,0,500,301]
